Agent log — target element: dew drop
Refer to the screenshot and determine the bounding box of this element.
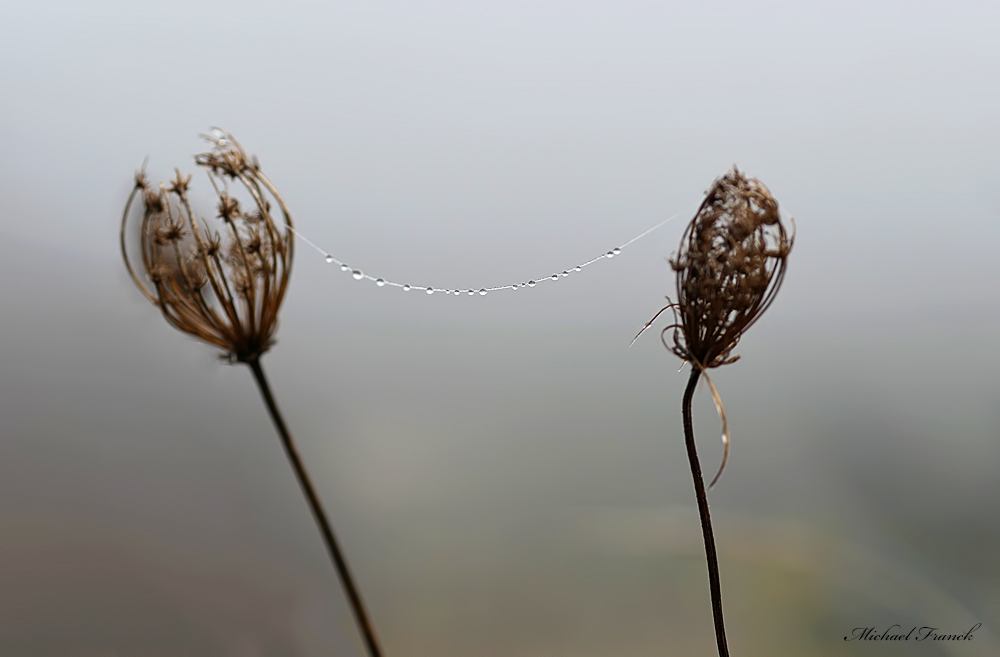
[512,284,519,290]
[340,264,349,272]
[352,270,364,280]
[613,247,622,256]
[527,280,536,287]
[403,284,411,291]
[561,271,570,277]
[426,288,434,295]
[376,278,386,287]
[479,289,487,296]
[325,255,335,264]
[468,290,475,296]
[606,251,615,258]
[550,274,559,281]
[574,266,582,272]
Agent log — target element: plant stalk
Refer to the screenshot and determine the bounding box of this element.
[682,366,730,657]
[248,358,383,657]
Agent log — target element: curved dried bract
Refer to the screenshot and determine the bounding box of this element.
[667,167,794,370]
[120,130,294,363]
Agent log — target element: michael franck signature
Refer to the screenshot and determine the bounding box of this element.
[845,623,982,642]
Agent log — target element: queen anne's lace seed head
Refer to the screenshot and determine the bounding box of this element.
[120,130,295,363]
[667,167,794,369]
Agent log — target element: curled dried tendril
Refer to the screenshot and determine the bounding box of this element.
[120,130,295,363]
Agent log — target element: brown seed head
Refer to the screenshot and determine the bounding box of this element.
[634,167,794,488]
[153,213,187,245]
[143,187,165,214]
[120,129,295,363]
[665,167,793,370]
[195,128,256,179]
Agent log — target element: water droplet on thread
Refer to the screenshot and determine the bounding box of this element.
[352,270,364,280]
[325,255,334,263]
[613,247,622,256]
[403,284,411,291]
[376,278,386,287]
[606,251,615,258]
[550,274,559,281]
[468,290,475,296]
[527,280,536,287]
[426,288,434,295]
[340,264,349,272]
[479,289,487,296]
[574,266,582,272]
[561,271,569,277]
[512,284,519,290]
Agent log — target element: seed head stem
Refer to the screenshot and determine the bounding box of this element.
[247,358,383,657]
[682,365,729,657]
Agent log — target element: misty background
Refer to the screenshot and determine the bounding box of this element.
[1,1,998,655]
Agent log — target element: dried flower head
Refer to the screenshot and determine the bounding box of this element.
[667,167,793,369]
[120,129,295,363]
[635,167,794,489]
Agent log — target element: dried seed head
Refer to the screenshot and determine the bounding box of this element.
[667,167,793,370]
[217,194,240,223]
[120,129,295,363]
[143,187,165,214]
[201,231,222,258]
[168,169,192,195]
[195,128,255,179]
[243,226,263,255]
[635,167,794,488]
[153,214,187,245]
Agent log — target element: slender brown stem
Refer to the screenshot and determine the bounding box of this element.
[247,358,383,657]
[682,366,730,657]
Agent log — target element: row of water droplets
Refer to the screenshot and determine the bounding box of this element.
[285,212,678,297]
[205,128,683,296]
[205,128,688,297]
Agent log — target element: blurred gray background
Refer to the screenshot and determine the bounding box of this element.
[1,1,998,655]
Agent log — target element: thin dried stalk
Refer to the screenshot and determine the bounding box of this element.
[248,359,383,657]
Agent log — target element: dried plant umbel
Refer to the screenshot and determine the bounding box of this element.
[639,167,793,657]
[120,130,383,657]
[122,131,292,364]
